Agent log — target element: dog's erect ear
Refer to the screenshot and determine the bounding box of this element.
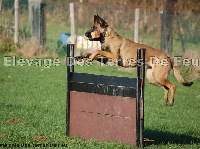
[100,19,108,28]
[94,14,99,23]
[94,14,108,28]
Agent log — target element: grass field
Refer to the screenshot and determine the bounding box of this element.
[0,55,199,149]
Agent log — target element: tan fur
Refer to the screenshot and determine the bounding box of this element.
[78,15,193,106]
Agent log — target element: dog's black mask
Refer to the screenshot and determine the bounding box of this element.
[85,32,103,41]
[85,30,104,43]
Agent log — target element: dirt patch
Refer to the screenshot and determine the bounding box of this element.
[0,132,7,137]
[33,135,48,141]
[5,118,24,124]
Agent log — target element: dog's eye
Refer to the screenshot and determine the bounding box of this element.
[100,24,104,28]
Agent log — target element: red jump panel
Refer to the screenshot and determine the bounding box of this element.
[69,91,137,145]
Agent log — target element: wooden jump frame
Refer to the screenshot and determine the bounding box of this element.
[66,44,146,147]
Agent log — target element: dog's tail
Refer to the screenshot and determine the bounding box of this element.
[171,61,193,86]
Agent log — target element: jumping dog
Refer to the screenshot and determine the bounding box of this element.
[77,14,193,106]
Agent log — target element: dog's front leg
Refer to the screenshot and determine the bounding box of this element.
[89,50,118,64]
[75,52,92,59]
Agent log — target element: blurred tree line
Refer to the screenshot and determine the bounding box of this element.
[0,0,28,13]
[87,0,200,14]
[0,0,199,14]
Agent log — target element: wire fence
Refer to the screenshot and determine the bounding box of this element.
[0,1,199,56]
[74,2,200,55]
[0,0,30,40]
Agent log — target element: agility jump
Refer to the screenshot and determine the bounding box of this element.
[66,44,146,147]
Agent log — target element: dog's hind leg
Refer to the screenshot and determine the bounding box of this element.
[146,68,169,105]
[162,86,169,106]
[152,65,177,106]
[157,79,176,106]
[168,82,176,106]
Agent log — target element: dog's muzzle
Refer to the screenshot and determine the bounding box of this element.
[85,30,101,40]
[85,32,92,39]
[83,31,93,40]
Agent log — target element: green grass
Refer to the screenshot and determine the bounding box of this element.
[0,55,199,148]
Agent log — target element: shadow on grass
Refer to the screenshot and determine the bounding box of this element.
[144,129,199,145]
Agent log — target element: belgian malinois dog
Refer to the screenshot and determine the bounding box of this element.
[78,14,193,106]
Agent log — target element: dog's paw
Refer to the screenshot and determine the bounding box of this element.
[87,58,93,62]
[75,55,83,60]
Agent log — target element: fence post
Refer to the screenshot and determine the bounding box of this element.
[40,3,46,45]
[70,3,75,44]
[134,8,139,43]
[176,13,185,52]
[28,0,46,45]
[0,0,2,11]
[69,3,78,55]
[160,0,175,55]
[14,0,19,44]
